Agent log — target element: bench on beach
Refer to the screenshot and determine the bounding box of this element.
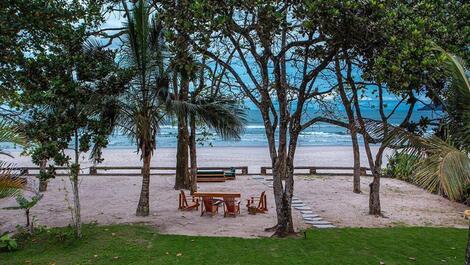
[196,170,226,182]
[196,168,237,182]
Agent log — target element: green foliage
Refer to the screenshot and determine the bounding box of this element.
[0,0,104,110]
[0,224,467,264]
[117,0,170,158]
[5,194,44,211]
[0,234,18,252]
[384,152,418,183]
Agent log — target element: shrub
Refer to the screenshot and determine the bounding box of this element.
[0,234,18,252]
[384,152,419,183]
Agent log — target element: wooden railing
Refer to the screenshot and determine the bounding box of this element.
[7,166,249,176]
[6,165,370,176]
[89,166,249,176]
[260,166,372,176]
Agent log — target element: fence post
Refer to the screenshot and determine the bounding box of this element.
[89,167,97,175]
[360,167,367,176]
[261,167,267,175]
[241,167,248,175]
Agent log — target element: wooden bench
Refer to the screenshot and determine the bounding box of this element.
[224,168,236,180]
[197,170,226,182]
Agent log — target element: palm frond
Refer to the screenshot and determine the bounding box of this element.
[0,161,25,199]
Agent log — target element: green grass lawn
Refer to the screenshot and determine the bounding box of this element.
[0,224,467,265]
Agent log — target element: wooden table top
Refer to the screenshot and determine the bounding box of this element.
[193,192,241,198]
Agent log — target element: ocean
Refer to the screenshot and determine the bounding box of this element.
[104,99,440,148]
[0,99,440,150]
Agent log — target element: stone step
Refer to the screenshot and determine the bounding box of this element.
[302,214,320,218]
[305,220,331,225]
[303,217,323,222]
[312,224,336,229]
[294,206,311,211]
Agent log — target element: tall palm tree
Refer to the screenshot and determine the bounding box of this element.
[186,94,246,192]
[119,0,169,216]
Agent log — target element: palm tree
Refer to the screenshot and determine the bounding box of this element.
[119,0,169,216]
[186,94,246,192]
[172,62,247,191]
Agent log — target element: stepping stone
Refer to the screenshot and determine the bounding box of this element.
[313,224,336,229]
[264,178,273,181]
[305,220,331,225]
[300,210,313,214]
[292,203,305,207]
[304,217,323,222]
[252,176,264,180]
[304,216,323,221]
[294,206,311,211]
[302,214,320,218]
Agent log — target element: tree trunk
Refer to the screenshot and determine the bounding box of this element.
[351,130,361,193]
[335,57,361,193]
[369,175,381,215]
[38,159,48,192]
[71,131,82,238]
[174,113,190,190]
[189,113,197,194]
[136,147,151,216]
[174,77,190,190]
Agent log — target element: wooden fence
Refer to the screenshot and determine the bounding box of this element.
[6,165,370,176]
[89,166,249,176]
[260,166,372,176]
[8,166,249,176]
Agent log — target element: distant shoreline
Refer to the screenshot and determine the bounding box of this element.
[1,143,382,152]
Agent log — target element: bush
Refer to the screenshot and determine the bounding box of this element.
[0,234,18,252]
[384,152,419,183]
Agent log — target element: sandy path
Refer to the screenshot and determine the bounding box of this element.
[295,175,467,228]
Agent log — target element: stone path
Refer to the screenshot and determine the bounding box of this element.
[252,175,336,229]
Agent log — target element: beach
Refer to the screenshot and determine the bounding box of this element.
[0,145,466,238]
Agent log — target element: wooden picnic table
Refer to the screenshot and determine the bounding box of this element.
[194,192,241,216]
[193,192,241,198]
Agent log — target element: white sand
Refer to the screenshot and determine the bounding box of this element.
[0,146,467,238]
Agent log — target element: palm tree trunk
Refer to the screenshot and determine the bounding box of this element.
[174,76,190,190]
[136,145,151,216]
[38,159,48,192]
[189,113,197,194]
[174,114,190,190]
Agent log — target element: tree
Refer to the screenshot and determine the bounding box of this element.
[172,1,351,236]
[118,0,169,216]
[4,193,43,233]
[20,37,126,238]
[0,0,104,117]
[171,57,246,192]
[308,0,468,215]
